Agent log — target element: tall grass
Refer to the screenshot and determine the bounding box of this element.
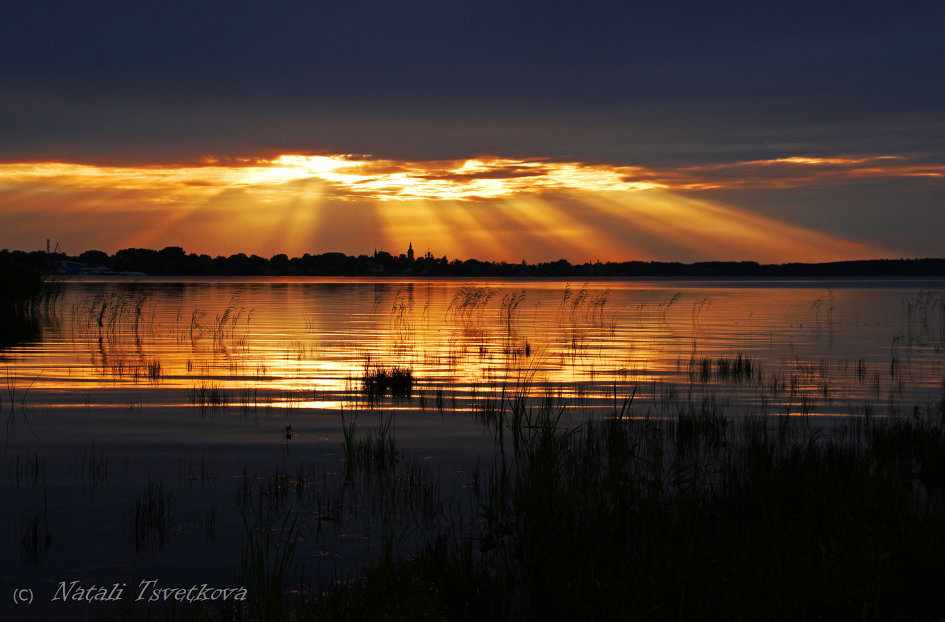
[341,412,398,476]
[499,290,526,335]
[307,383,945,620]
[238,494,303,620]
[78,290,152,335]
[557,283,610,325]
[447,284,497,326]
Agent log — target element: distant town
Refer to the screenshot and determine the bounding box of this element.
[3,243,945,278]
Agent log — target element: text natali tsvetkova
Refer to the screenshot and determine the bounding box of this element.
[51,579,248,603]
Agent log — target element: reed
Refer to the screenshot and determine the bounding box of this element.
[11,451,46,488]
[202,507,217,545]
[79,441,109,501]
[556,283,610,325]
[361,365,414,402]
[211,295,248,351]
[190,382,228,414]
[20,505,52,566]
[80,290,155,337]
[306,380,945,620]
[4,368,38,442]
[447,284,497,325]
[146,359,162,380]
[342,412,398,477]
[238,488,304,620]
[658,291,682,320]
[499,290,526,336]
[132,478,174,552]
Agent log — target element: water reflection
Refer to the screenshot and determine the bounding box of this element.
[6,274,944,446]
[0,314,41,349]
[3,278,944,420]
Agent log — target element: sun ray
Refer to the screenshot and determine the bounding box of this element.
[0,153,914,260]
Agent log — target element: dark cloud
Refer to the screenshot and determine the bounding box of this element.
[1,1,943,165]
[696,178,945,258]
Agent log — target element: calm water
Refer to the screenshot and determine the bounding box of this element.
[3,277,944,619]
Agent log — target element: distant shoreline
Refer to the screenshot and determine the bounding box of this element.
[53,276,945,292]
[4,246,945,278]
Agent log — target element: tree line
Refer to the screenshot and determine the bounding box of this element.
[3,246,945,278]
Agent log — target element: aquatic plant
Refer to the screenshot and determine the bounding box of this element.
[190,382,228,414]
[238,478,305,620]
[560,282,588,319]
[687,353,756,385]
[12,451,47,488]
[146,359,162,380]
[361,365,414,402]
[79,442,109,501]
[902,290,945,345]
[499,290,526,333]
[132,478,174,552]
[657,291,682,320]
[189,306,207,342]
[129,290,152,336]
[79,290,154,337]
[184,453,213,484]
[691,296,711,330]
[342,412,398,477]
[447,284,498,325]
[4,368,38,442]
[391,287,415,341]
[212,295,247,351]
[811,289,836,332]
[20,504,52,566]
[587,288,609,324]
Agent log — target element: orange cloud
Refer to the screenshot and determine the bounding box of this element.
[653,155,945,190]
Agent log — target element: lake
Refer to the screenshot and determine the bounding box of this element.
[2,277,944,619]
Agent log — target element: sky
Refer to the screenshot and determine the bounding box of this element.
[1,1,944,263]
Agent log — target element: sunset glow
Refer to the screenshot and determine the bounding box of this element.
[6,153,939,200]
[1,153,928,261]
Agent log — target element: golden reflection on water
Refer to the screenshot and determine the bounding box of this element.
[4,277,944,420]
